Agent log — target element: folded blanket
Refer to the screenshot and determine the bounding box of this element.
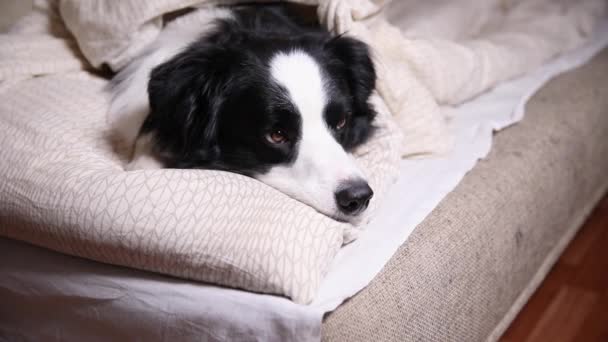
[0,0,604,304]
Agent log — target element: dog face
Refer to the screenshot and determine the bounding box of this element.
[141,25,376,221]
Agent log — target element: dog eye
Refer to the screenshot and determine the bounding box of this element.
[335,116,347,130]
[266,130,288,144]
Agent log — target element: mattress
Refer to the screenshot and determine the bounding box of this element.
[1,46,607,342]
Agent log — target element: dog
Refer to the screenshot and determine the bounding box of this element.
[108,4,377,222]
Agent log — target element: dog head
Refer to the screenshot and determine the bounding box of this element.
[143,30,377,222]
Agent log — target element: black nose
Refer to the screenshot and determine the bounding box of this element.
[335,180,374,215]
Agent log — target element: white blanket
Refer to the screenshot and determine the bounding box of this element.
[2,23,607,341]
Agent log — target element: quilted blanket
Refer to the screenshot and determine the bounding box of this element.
[0,0,604,304]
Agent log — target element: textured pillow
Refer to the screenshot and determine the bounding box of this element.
[0,66,402,303]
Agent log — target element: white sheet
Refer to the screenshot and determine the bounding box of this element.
[1,21,607,342]
[311,19,608,314]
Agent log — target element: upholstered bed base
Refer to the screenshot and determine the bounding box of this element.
[322,48,608,342]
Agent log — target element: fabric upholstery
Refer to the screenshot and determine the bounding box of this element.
[322,48,608,342]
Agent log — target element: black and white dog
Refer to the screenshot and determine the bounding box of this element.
[109,4,377,222]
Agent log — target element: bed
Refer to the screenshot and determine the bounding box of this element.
[1,1,607,341]
[2,48,607,341]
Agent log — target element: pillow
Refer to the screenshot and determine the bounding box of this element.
[0,66,402,303]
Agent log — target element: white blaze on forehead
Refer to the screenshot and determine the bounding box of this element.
[269,50,327,121]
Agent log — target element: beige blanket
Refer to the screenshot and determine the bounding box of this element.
[59,0,606,156]
[0,0,604,304]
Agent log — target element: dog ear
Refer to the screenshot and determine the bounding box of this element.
[146,46,233,167]
[325,36,377,148]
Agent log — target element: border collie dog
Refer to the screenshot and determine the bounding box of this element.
[109,4,377,222]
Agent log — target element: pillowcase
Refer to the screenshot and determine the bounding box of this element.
[0,71,401,303]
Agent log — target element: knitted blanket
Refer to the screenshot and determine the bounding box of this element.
[0,0,603,304]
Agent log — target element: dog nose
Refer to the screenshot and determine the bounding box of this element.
[335,180,374,215]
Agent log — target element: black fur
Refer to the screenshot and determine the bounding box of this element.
[142,4,376,176]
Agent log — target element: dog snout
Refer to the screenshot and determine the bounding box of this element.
[335,180,373,215]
